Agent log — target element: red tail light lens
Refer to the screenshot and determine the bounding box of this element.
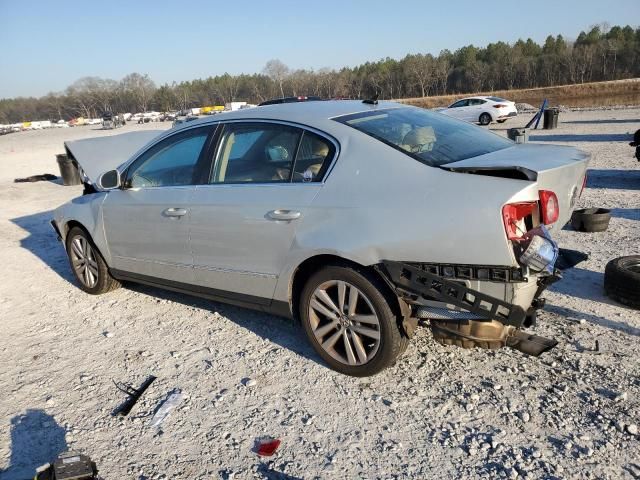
[502,202,537,239]
[539,190,559,225]
[493,104,507,108]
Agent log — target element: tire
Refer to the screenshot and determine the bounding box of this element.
[65,227,121,295]
[604,256,640,309]
[299,265,409,376]
[479,113,492,126]
[571,208,611,232]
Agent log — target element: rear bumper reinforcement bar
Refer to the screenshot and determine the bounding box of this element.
[380,261,527,328]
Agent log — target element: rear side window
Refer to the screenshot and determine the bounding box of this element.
[210,123,335,184]
[291,131,334,182]
[335,107,512,167]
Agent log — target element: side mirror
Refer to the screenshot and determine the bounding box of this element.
[98,169,121,190]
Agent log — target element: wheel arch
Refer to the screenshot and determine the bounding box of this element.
[288,254,406,323]
[64,220,109,265]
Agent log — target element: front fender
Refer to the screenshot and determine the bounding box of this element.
[54,192,110,264]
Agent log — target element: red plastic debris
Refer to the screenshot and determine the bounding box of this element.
[256,438,281,457]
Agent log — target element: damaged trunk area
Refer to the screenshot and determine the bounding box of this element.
[379,255,585,357]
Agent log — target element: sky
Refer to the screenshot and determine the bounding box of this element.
[0,0,638,98]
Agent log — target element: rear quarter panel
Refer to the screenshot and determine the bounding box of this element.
[273,133,539,302]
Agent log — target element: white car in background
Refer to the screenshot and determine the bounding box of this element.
[438,96,518,126]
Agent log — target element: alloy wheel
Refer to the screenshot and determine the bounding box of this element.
[69,235,99,288]
[308,280,381,366]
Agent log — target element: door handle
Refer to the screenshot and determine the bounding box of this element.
[267,209,301,221]
[163,207,188,217]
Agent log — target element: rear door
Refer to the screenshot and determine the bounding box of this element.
[468,98,487,122]
[101,125,217,284]
[189,121,336,302]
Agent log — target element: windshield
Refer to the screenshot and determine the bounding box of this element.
[335,107,512,166]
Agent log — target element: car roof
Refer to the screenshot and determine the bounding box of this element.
[171,100,408,132]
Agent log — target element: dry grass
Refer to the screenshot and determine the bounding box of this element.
[397,78,640,109]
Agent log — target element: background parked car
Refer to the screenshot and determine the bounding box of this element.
[437,96,518,125]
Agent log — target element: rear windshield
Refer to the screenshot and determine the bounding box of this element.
[487,96,508,102]
[335,107,512,166]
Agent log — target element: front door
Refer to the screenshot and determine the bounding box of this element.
[102,125,216,284]
[189,122,336,302]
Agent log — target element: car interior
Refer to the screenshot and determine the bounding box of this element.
[211,126,332,184]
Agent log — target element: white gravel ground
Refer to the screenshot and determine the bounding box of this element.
[0,110,638,480]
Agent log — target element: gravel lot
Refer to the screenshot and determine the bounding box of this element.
[0,110,638,480]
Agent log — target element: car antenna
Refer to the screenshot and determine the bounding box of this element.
[362,93,379,105]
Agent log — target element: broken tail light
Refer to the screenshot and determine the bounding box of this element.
[539,190,559,225]
[502,202,537,240]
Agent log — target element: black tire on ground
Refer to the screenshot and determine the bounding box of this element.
[571,208,611,232]
[497,119,507,123]
[65,226,121,295]
[479,113,492,126]
[604,256,640,309]
[299,265,409,376]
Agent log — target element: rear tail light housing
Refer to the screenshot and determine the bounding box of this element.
[539,190,559,225]
[493,104,508,108]
[502,202,537,240]
[503,190,559,240]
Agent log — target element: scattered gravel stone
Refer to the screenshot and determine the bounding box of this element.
[242,378,257,387]
[626,424,638,435]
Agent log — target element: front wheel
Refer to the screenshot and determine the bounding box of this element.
[299,265,408,376]
[66,227,121,294]
[479,113,492,126]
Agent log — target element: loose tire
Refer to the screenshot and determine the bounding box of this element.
[299,265,408,376]
[66,227,121,294]
[604,256,640,309]
[571,208,611,232]
[479,113,492,126]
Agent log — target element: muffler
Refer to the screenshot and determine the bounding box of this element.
[506,330,558,356]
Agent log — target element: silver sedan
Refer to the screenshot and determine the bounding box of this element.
[53,100,589,376]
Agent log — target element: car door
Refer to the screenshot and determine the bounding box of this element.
[446,99,470,120]
[101,124,217,284]
[468,99,487,122]
[189,121,336,302]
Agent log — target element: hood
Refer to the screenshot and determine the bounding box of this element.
[64,130,164,183]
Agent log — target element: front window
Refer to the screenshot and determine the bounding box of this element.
[335,107,512,167]
[127,126,211,188]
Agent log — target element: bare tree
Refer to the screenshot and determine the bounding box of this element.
[263,59,289,98]
[120,73,156,112]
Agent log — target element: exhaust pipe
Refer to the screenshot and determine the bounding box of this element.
[507,330,558,356]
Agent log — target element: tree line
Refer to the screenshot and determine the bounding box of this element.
[1,24,638,123]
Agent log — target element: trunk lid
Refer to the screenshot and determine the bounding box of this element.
[444,144,590,227]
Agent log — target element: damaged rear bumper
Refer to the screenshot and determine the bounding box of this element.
[378,249,587,356]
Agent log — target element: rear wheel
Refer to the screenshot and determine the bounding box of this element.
[479,113,492,126]
[66,227,121,294]
[299,265,408,376]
